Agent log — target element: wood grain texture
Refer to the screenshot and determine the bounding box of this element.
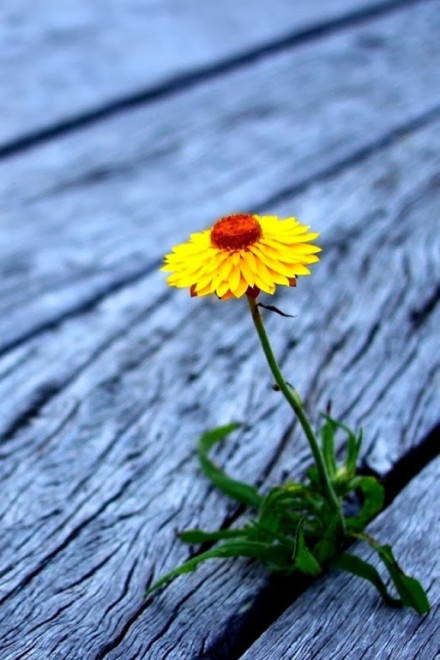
[1,0,439,357]
[0,0,416,147]
[240,456,440,660]
[0,2,439,658]
[0,119,438,659]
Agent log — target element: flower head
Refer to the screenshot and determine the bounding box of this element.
[161,213,321,299]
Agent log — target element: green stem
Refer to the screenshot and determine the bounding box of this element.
[247,296,343,523]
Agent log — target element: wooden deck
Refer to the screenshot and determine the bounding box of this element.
[0,1,439,658]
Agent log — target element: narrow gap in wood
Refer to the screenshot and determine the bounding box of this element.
[199,422,440,660]
[381,421,440,507]
[258,102,440,212]
[3,103,440,368]
[0,288,175,446]
[0,0,429,161]
[0,259,163,361]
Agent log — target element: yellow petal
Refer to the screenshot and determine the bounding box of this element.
[239,256,255,286]
[229,265,241,292]
[216,280,230,298]
[233,275,249,298]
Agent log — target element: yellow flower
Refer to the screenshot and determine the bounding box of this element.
[161,213,321,299]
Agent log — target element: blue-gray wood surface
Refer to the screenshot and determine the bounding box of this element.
[0,1,439,658]
[241,457,440,660]
[0,0,419,148]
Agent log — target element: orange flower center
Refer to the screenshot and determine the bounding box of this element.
[210,214,262,251]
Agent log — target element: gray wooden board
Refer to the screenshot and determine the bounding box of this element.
[0,1,439,658]
[240,456,440,660]
[0,121,439,658]
[0,0,414,147]
[1,0,440,358]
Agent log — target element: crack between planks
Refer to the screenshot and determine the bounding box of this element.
[1,101,439,368]
[0,307,434,654]
[0,258,162,361]
[0,0,431,161]
[198,421,440,660]
[380,421,440,508]
[257,102,440,212]
[0,288,174,444]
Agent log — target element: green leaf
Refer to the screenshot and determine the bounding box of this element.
[179,528,249,544]
[261,484,322,518]
[322,414,362,479]
[197,424,262,508]
[345,476,385,530]
[320,418,337,478]
[332,552,401,608]
[307,465,320,487]
[257,485,325,542]
[293,521,322,576]
[346,428,363,476]
[314,514,341,565]
[250,520,297,552]
[147,539,291,593]
[375,544,431,614]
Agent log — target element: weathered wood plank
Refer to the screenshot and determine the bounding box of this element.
[0,2,439,657]
[239,456,440,660]
[0,116,438,659]
[0,0,416,147]
[1,0,439,358]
